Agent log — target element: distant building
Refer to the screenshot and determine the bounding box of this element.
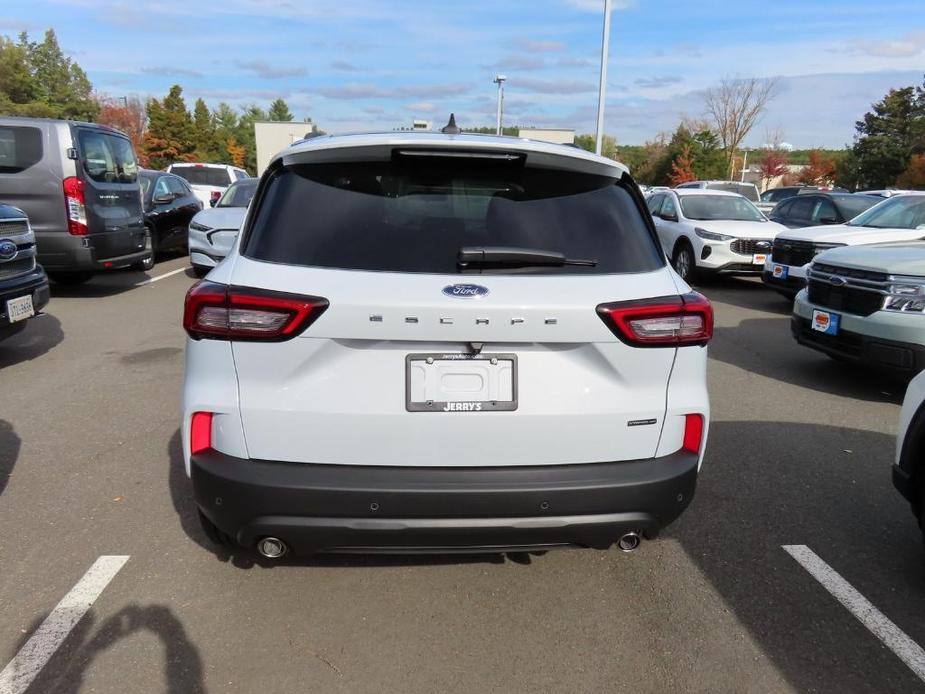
[517,128,575,145]
[412,120,431,131]
[254,120,317,176]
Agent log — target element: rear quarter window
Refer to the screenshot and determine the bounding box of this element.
[0,126,43,173]
[244,159,664,275]
[76,130,138,183]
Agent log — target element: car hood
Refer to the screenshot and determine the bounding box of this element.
[190,207,247,231]
[693,219,787,239]
[814,241,925,277]
[778,223,925,245]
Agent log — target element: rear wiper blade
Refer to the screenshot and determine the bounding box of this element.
[458,246,597,268]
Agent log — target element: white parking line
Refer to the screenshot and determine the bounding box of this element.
[0,555,129,694]
[135,266,189,286]
[783,544,925,682]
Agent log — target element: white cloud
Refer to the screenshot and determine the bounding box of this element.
[234,60,308,79]
[565,0,634,11]
[853,31,925,58]
[406,102,437,113]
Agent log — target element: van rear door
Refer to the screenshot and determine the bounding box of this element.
[73,127,146,261]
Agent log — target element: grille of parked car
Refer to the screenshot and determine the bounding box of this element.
[0,256,35,280]
[771,239,815,266]
[0,220,29,237]
[807,263,887,317]
[731,239,772,256]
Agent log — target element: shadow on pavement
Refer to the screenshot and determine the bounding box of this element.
[0,419,20,496]
[166,429,534,570]
[711,316,910,404]
[698,274,794,316]
[17,605,206,694]
[673,420,925,694]
[0,314,64,369]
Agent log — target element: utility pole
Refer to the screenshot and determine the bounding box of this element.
[594,0,613,155]
[494,75,507,136]
[740,148,750,182]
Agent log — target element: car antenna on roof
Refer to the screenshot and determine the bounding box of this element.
[441,113,461,135]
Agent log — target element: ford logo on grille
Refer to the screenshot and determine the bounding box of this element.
[442,284,489,299]
[830,276,847,286]
[756,241,771,250]
[0,240,17,261]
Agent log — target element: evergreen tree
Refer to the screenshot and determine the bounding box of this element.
[267,98,293,122]
[18,29,97,120]
[192,98,219,161]
[143,85,196,170]
[234,104,267,173]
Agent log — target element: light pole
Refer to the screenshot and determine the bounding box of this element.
[740,147,751,182]
[594,0,613,155]
[494,75,507,136]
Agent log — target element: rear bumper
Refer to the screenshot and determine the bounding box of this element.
[0,265,50,336]
[192,449,699,554]
[35,230,148,272]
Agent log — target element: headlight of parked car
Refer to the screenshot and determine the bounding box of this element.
[189,221,212,232]
[884,281,925,313]
[694,227,735,242]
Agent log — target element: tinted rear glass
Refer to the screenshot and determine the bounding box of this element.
[0,126,43,173]
[835,195,880,221]
[704,182,758,201]
[244,159,663,275]
[76,130,138,183]
[171,166,232,187]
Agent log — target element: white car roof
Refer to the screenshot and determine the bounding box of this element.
[673,188,744,198]
[274,132,630,179]
[170,163,242,171]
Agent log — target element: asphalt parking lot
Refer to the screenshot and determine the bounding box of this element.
[2,257,925,693]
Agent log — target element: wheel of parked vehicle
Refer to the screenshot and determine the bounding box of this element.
[672,241,696,282]
[132,227,157,272]
[48,271,93,285]
[197,509,236,547]
[191,265,210,278]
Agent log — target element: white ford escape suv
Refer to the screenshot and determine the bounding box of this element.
[181,126,712,559]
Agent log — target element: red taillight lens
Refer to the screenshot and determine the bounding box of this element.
[210,191,222,203]
[63,176,88,236]
[597,292,713,347]
[190,412,213,454]
[183,281,329,341]
[682,414,704,454]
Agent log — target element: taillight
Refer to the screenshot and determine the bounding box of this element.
[596,292,713,347]
[190,412,213,454]
[210,191,222,204]
[183,281,329,341]
[63,176,88,236]
[682,414,705,454]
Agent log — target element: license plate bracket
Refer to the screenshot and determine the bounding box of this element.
[772,264,789,280]
[811,309,840,335]
[6,294,34,324]
[406,353,518,412]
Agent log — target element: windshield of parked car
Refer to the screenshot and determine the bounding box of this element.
[244,158,665,275]
[704,182,759,202]
[170,165,232,187]
[847,195,925,229]
[217,179,258,207]
[679,194,766,222]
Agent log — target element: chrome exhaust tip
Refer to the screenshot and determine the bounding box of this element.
[617,532,641,553]
[256,537,288,559]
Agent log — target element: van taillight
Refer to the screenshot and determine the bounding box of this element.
[63,176,88,236]
[597,292,713,347]
[183,281,329,341]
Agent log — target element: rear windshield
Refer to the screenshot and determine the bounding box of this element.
[704,182,759,202]
[171,166,232,187]
[835,195,880,221]
[0,126,43,173]
[243,159,664,275]
[76,129,138,183]
[217,178,257,207]
[680,194,766,222]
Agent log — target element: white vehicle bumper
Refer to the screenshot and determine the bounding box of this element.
[693,238,770,274]
[188,227,238,269]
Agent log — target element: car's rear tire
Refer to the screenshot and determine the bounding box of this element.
[197,509,237,547]
[672,241,697,283]
[132,227,157,272]
[48,271,93,285]
[191,264,210,278]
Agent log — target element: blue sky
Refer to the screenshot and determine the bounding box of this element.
[2,0,924,147]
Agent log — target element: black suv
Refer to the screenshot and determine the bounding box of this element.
[768,192,880,229]
[0,204,50,341]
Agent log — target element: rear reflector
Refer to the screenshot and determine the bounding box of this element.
[682,414,704,455]
[190,412,213,454]
[183,281,329,341]
[597,292,713,347]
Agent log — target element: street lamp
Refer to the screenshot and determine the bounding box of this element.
[594,0,613,155]
[740,147,753,182]
[493,75,507,136]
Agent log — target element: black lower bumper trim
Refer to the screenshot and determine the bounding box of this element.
[762,270,805,296]
[792,316,925,372]
[192,450,699,554]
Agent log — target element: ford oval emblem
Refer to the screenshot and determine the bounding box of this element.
[442,284,489,299]
[0,240,17,261]
[830,276,847,286]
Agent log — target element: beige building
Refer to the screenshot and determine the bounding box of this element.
[517,128,575,145]
[254,121,316,176]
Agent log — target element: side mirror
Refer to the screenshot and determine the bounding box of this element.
[661,212,678,223]
[819,216,839,225]
[153,193,174,204]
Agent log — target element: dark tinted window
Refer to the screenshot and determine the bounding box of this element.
[244,160,664,275]
[77,130,138,183]
[765,187,799,203]
[646,193,665,215]
[773,199,793,216]
[789,197,816,220]
[0,126,42,173]
[217,179,258,207]
[165,175,188,196]
[834,195,879,221]
[170,166,232,187]
[704,182,759,202]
